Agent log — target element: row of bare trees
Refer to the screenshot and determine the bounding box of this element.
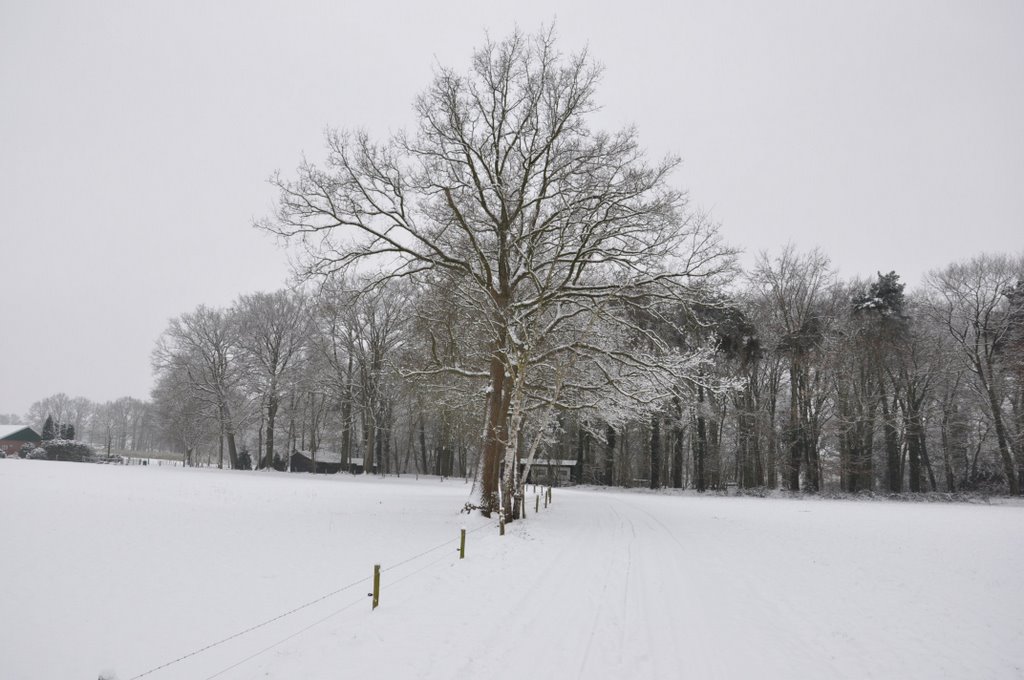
[23,241,1021,506]
[148,283,479,476]
[140,245,1023,504]
[23,393,156,454]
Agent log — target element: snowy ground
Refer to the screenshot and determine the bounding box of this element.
[1,460,1022,680]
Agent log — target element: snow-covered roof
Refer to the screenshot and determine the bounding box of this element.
[0,424,39,441]
[526,459,578,467]
[292,448,348,464]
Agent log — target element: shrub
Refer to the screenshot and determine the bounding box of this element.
[41,439,95,462]
[27,448,48,460]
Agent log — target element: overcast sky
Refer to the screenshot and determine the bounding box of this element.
[1,0,1022,417]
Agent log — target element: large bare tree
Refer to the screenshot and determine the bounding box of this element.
[748,246,837,492]
[923,253,1024,495]
[235,290,309,469]
[153,306,246,469]
[262,29,732,517]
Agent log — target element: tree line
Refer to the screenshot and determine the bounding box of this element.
[19,245,1022,506]
[132,245,1022,496]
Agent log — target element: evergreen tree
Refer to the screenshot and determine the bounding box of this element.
[852,271,906,317]
[41,415,56,441]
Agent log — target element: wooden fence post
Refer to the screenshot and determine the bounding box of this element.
[535,494,540,514]
[459,528,466,559]
[372,564,380,610]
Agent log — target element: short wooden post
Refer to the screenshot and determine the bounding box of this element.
[459,528,466,559]
[543,492,548,509]
[499,515,505,536]
[371,564,380,610]
[535,494,540,514]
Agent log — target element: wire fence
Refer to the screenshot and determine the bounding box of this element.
[126,518,500,680]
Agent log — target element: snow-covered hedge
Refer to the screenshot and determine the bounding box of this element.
[40,439,95,462]
[26,447,48,460]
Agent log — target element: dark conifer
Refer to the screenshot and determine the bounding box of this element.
[42,415,56,440]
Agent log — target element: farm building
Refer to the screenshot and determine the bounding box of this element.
[0,425,42,457]
[288,450,372,474]
[289,450,343,474]
[521,458,578,486]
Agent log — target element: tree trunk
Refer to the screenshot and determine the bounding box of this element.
[880,388,901,493]
[264,394,278,470]
[574,420,587,484]
[418,415,429,476]
[605,424,616,486]
[709,409,723,490]
[766,406,778,490]
[365,420,375,475]
[799,368,821,493]
[906,415,922,493]
[694,413,708,494]
[479,351,507,516]
[226,431,239,470]
[786,365,802,492]
[671,423,684,489]
[737,387,757,488]
[940,408,956,492]
[979,366,1021,495]
[650,413,661,490]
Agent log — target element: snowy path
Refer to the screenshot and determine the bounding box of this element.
[1,462,1022,680]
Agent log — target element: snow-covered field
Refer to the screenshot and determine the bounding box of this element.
[1,460,1022,680]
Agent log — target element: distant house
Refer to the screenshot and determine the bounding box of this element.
[0,425,42,457]
[290,450,343,474]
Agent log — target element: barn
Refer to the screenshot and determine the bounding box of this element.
[289,450,370,474]
[0,425,42,457]
[289,450,343,474]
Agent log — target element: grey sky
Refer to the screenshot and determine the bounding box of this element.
[1,0,1021,417]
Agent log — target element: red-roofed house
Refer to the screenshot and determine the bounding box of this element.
[0,425,42,457]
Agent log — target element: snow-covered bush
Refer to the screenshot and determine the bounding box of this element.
[40,439,95,462]
[26,447,48,460]
[18,442,34,458]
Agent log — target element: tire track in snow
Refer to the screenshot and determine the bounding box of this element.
[576,502,635,678]
[612,494,726,678]
[614,494,847,679]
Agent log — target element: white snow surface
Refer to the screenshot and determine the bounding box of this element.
[1,460,1023,680]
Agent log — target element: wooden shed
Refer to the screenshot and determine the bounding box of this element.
[521,458,578,486]
[289,450,344,474]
